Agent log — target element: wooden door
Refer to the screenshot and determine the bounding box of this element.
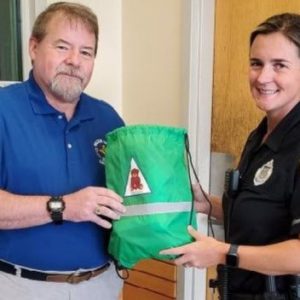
[122,259,176,300]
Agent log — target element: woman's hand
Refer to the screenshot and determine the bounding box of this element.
[160,226,228,268]
[193,183,210,214]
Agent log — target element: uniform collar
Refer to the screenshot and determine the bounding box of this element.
[255,101,300,152]
[26,71,94,122]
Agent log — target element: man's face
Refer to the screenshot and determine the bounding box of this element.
[29,13,96,103]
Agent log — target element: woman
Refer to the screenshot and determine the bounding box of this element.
[161,13,300,299]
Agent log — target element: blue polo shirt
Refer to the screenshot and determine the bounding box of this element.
[0,72,124,271]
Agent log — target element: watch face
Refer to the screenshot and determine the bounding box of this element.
[226,244,239,267]
[226,254,238,267]
[50,202,63,211]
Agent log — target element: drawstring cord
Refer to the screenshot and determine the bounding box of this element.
[113,259,129,280]
[184,133,215,237]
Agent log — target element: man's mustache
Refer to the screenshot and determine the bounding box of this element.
[55,67,84,82]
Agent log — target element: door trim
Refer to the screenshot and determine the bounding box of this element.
[179,0,215,299]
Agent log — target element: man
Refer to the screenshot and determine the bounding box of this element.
[0,2,125,299]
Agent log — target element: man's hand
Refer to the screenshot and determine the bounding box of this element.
[63,187,126,229]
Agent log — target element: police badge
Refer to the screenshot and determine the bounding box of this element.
[253,159,274,186]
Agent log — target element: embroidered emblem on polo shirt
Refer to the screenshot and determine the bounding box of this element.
[94,139,106,165]
[253,159,273,186]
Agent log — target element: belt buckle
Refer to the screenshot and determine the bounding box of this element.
[66,271,93,284]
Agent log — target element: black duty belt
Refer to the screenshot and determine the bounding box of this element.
[0,260,110,284]
[229,292,289,300]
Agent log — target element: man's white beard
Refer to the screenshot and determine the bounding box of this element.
[51,68,84,102]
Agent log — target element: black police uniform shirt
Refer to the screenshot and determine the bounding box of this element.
[222,101,300,294]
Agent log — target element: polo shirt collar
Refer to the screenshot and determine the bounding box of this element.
[27,71,94,122]
[260,101,300,152]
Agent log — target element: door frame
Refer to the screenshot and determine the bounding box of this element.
[179,0,215,299]
[21,0,47,80]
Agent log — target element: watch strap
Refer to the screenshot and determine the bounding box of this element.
[51,210,63,224]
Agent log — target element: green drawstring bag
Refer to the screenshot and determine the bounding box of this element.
[105,125,197,269]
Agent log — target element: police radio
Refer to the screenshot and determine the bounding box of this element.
[224,168,240,196]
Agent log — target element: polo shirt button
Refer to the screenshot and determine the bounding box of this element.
[58,115,63,119]
[67,143,72,149]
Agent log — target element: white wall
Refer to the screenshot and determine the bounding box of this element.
[122,0,185,126]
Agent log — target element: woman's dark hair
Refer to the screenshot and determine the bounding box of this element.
[250,13,300,56]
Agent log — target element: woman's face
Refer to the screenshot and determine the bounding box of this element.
[249,32,300,119]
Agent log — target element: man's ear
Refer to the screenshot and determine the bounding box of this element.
[28,37,38,63]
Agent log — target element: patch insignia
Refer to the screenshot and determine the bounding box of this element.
[253,159,273,186]
[94,139,106,165]
[125,158,151,196]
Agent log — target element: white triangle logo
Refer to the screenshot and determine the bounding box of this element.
[124,158,151,196]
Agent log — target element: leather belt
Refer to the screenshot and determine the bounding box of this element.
[0,260,110,284]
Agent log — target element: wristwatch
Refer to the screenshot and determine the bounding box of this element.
[47,196,65,224]
[226,244,239,267]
